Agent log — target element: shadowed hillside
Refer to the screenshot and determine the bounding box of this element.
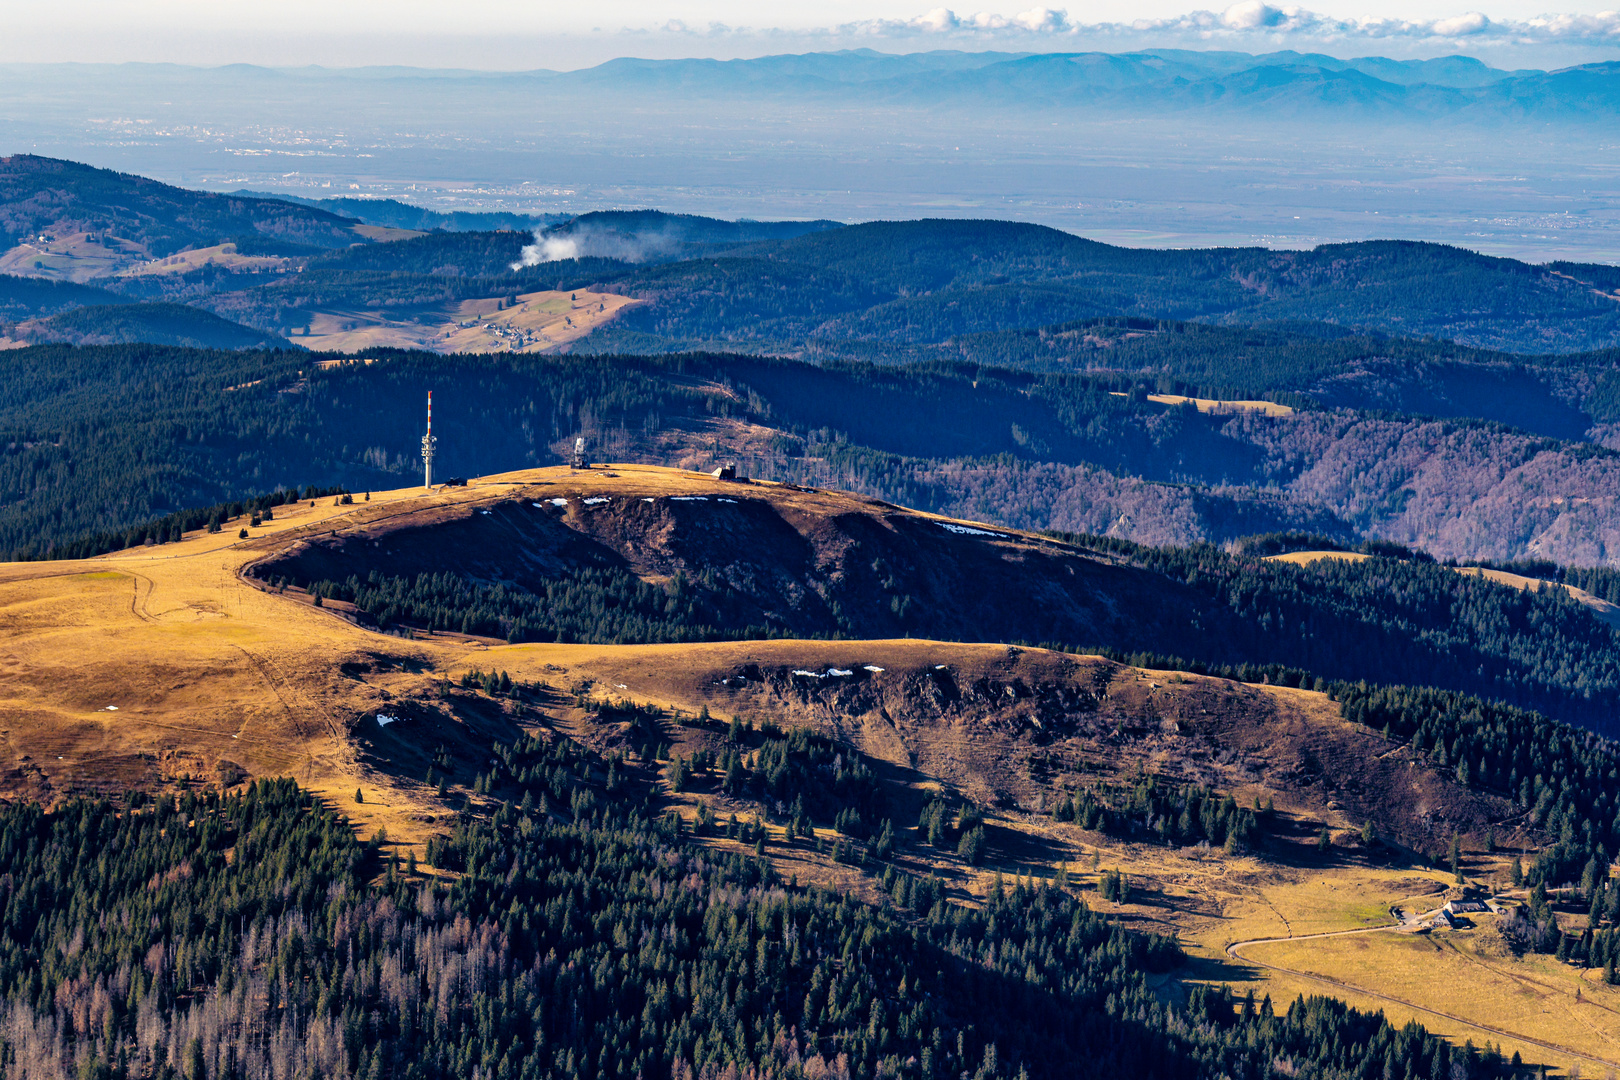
[253,472,1234,652]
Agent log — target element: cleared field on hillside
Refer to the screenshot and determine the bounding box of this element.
[117,242,293,277]
[1147,393,1295,416]
[1238,928,1620,1070]
[351,224,426,242]
[1108,390,1295,416]
[297,288,639,353]
[0,231,145,281]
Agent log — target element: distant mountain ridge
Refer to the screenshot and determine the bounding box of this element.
[544,48,1619,121]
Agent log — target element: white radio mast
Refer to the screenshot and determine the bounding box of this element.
[421,391,437,489]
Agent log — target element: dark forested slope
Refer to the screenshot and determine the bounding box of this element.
[0,767,1508,1080]
[13,344,1620,568]
[572,223,1620,354]
[0,271,127,320]
[10,301,292,350]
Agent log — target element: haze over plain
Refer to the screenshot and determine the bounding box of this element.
[2,44,1617,261]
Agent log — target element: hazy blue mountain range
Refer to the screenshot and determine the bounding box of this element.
[8,49,1601,121]
[547,49,1618,120]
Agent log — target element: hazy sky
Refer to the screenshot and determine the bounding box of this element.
[3,0,1617,68]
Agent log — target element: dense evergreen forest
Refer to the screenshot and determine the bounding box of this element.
[0,751,1528,1080]
[1050,533,1620,732]
[15,339,1620,565]
[1330,683,1620,897]
[0,274,125,321]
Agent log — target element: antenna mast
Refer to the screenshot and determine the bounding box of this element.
[421,392,437,489]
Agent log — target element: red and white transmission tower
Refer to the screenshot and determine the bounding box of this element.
[421,392,437,489]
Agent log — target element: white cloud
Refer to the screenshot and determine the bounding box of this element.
[1012,7,1070,30]
[913,7,961,30]
[1220,1,1287,29]
[1429,11,1493,33]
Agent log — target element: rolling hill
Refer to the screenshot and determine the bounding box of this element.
[6,68,1620,1080]
[572,222,1620,354]
[236,190,570,233]
[0,463,1615,1074]
[0,154,364,257]
[3,161,1619,357]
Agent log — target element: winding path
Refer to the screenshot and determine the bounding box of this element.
[1226,927,1620,1070]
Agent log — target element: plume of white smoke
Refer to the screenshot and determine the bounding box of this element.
[511,235,581,268]
[510,225,681,270]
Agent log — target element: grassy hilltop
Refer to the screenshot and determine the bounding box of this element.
[0,464,1616,1075]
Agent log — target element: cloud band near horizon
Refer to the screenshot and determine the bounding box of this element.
[653,4,1620,47]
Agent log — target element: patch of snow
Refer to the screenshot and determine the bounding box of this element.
[669,496,708,502]
[938,522,1005,538]
[583,497,608,506]
[103,705,119,711]
[827,668,853,677]
[642,497,655,503]
[376,713,403,727]
[718,498,738,504]
[480,510,492,515]
[548,498,568,507]
[532,502,547,509]
[863,665,885,673]
[791,669,823,678]
[934,665,948,670]
[616,684,628,689]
